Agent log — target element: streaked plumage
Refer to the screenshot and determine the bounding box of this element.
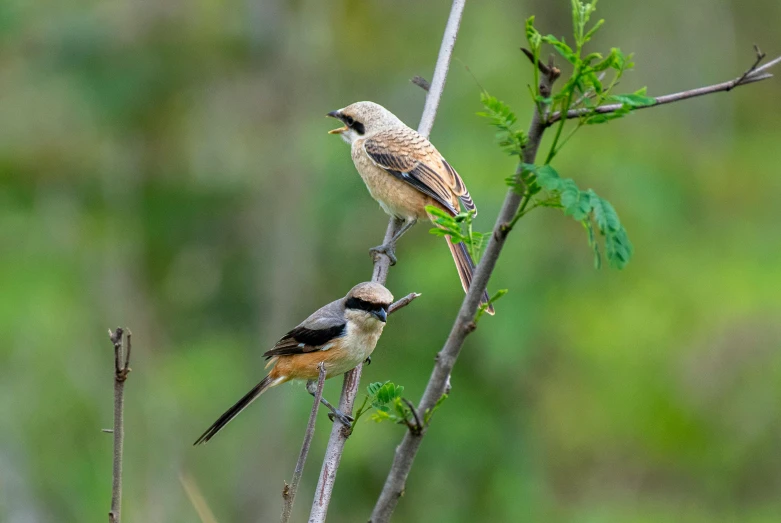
[328,101,493,314]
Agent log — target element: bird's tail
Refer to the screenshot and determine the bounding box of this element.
[194,374,282,445]
[445,235,494,315]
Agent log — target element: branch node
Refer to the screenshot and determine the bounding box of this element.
[730,45,768,90]
[401,398,424,435]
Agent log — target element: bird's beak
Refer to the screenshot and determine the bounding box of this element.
[371,308,387,323]
[327,110,347,134]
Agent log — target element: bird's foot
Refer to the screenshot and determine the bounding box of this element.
[364,356,371,366]
[327,409,354,428]
[370,243,397,266]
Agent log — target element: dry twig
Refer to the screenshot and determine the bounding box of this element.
[280,363,327,523]
[107,327,131,523]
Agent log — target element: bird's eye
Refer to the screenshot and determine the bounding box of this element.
[344,115,355,126]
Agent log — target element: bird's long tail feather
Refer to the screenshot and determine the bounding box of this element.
[445,235,494,315]
[194,374,280,445]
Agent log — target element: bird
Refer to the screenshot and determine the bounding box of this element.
[327,101,493,314]
[194,281,394,445]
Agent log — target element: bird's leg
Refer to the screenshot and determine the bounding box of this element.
[307,382,353,427]
[370,217,417,266]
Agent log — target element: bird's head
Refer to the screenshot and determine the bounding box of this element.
[327,101,403,144]
[343,281,394,326]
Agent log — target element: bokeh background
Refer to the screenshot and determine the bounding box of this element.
[1,0,780,522]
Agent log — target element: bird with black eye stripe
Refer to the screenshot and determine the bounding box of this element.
[194,281,393,445]
[327,101,493,314]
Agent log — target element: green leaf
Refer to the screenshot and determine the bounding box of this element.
[588,190,620,232]
[605,228,633,269]
[583,18,605,42]
[583,219,602,269]
[542,35,577,64]
[536,164,562,192]
[584,104,631,124]
[525,16,542,52]
[607,91,656,107]
[366,382,385,397]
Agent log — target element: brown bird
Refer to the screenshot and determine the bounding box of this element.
[194,282,394,445]
[327,101,493,314]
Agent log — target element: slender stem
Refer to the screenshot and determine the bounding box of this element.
[370,47,779,523]
[548,54,779,125]
[369,53,560,523]
[308,2,466,521]
[388,293,422,315]
[417,0,466,139]
[281,363,327,523]
[108,328,131,523]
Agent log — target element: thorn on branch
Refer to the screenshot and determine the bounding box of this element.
[411,76,431,92]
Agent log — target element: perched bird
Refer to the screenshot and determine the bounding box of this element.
[327,101,493,314]
[194,282,394,445]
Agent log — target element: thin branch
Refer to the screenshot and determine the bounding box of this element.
[729,45,766,90]
[281,363,327,523]
[108,327,131,523]
[371,43,778,523]
[549,50,779,124]
[388,293,422,315]
[180,473,220,523]
[309,1,465,521]
[417,0,466,139]
[369,54,561,523]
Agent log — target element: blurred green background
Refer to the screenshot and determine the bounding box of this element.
[1,0,780,522]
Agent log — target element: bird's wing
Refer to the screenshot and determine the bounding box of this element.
[263,299,347,359]
[363,129,476,216]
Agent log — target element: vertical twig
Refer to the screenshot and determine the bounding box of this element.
[308,2,466,520]
[108,327,132,523]
[281,363,327,523]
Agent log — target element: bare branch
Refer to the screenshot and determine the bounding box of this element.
[281,363,327,523]
[388,293,422,315]
[549,50,779,124]
[417,0,466,139]
[369,54,562,523]
[108,327,132,523]
[729,45,766,90]
[309,1,465,521]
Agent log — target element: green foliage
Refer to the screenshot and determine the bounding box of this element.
[475,289,509,322]
[520,2,656,163]
[483,1,644,269]
[477,92,527,156]
[354,381,411,426]
[427,206,488,262]
[523,164,633,268]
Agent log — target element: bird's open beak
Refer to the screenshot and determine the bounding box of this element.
[371,308,387,323]
[327,110,347,134]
